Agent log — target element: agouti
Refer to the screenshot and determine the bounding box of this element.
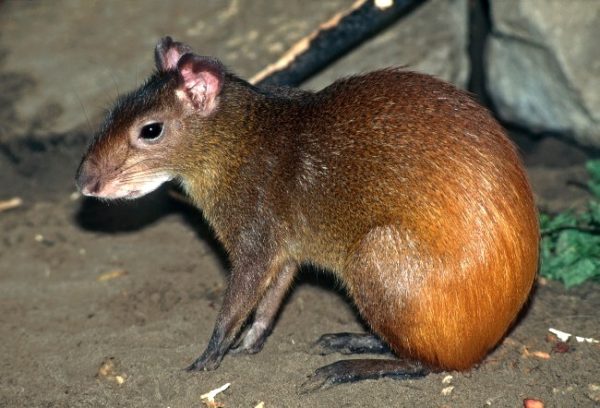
[76,37,539,389]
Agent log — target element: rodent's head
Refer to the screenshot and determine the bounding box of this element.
[76,36,225,200]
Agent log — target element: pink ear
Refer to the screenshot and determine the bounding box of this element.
[155,36,193,72]
[176,54,224,115]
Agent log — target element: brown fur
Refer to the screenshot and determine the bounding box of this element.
[77,50,539,372]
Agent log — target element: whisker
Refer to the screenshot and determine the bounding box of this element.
[117,174,164,184]
[117,170,163,181]
[117,169,169,183]
[115,157,162,174]
[109,69,121,100]
[74,91,93,135]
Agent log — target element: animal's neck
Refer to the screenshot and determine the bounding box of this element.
[179,78,304,238]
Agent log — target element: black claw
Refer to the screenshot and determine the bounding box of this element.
[298,364,350,394]
[184,351,224,372]
[184,362,202,372]
[184,359,209,372]
[298,374,332,394]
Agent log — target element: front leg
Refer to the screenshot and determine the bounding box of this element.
[186,248,287,371]
[232,261,297,354]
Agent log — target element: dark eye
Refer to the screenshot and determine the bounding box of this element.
[139,122,164,140]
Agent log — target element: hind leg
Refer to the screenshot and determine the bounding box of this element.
[303,333,428,392]
[303,226,431,391]
[299,358,428,393]
[313,332,392,355]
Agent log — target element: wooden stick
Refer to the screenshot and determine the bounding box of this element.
[250,0,425,87]
[0,197,22,213]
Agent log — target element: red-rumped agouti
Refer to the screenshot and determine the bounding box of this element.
[76,37,539,389]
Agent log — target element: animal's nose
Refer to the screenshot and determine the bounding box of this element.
[75,161,101,196]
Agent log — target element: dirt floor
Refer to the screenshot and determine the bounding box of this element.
[1,2,600,408]
[0,126,599,408]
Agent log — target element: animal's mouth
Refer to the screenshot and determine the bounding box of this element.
[125,190,142,199]
[77,161,173,200]
[81,177,172,200]
[77,172,137,200]
[80,182,145,200]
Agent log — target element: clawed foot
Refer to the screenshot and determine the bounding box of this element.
[186,321,272,371]
[186,329,428,395]
[313,332,392,356]
[185,349,224,372]
[185,332,231,372]
[299,358,428,394]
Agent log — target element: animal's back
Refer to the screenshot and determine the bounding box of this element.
[290,69,539,370]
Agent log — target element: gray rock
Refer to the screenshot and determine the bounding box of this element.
[0,0,469,141]
[486,0,600,147]
[0,0,350,140]
[305,0,469,91]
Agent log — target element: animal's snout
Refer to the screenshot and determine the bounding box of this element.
[75,160,102,196]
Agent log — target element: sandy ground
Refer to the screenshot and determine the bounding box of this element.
[1,1,600,407]
[0,118,598,408]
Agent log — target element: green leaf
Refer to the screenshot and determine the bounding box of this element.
[540,210,578,233]
[537,160,600,287]
[588,200,600,225]
[540,227,600,287]
[586,160,600,198]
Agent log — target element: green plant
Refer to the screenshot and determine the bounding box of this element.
[539,160,600,287]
